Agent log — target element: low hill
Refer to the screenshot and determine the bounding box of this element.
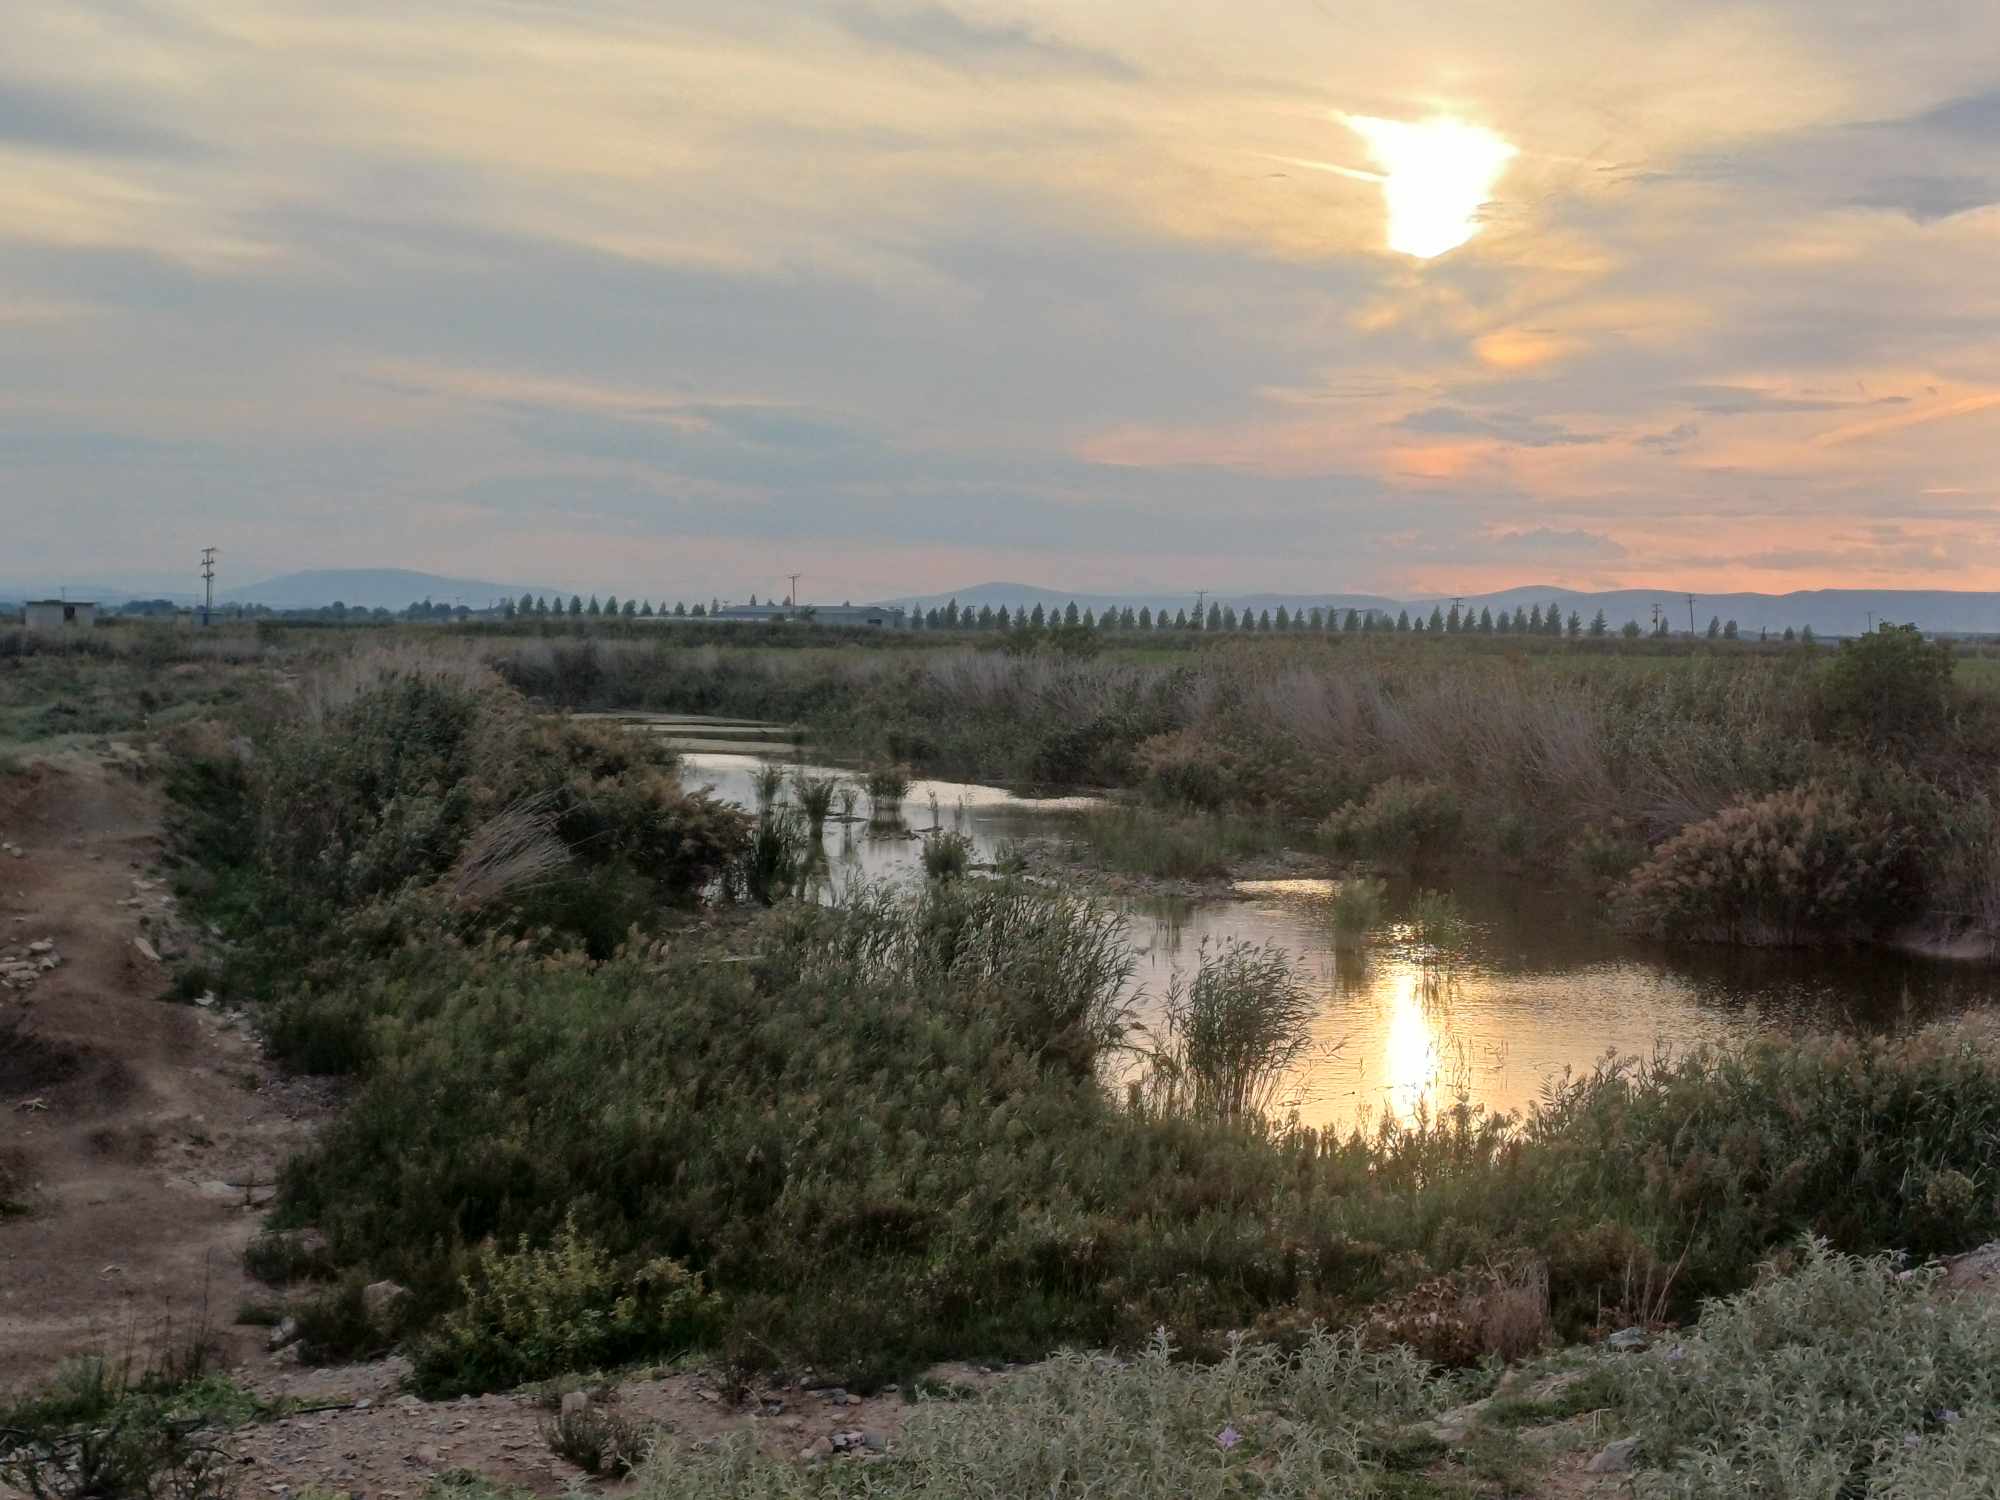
[221,569,545,611]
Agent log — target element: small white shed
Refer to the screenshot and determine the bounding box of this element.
[23,600,99,632]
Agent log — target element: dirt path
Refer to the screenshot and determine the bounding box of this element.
[0,750,321,1390]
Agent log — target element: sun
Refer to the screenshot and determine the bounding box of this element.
[1345,115,1516,259]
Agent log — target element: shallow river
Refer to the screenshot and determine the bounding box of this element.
[653,725,1999,1134]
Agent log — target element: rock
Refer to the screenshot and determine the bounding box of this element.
[362,1279,410,1330]
[844,1393,864,1406]
[26,940,52,954]
[132,936,161,964]
[1605,1327,1650,1352]
[861,1430,888,1452]
[269,1318,301,1351]
[1587,1437,1641,1473]
[805,1436,835,1461]
[559,1391,591,1422]
[195,992,216,1008]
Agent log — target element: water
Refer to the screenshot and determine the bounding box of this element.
[656,721,2000,1135]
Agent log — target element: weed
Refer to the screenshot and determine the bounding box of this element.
[1141,940,1318,1124]
[1328,876,1386,949]
[835,782,859,822]
[751,761,787,808]
[792,773,839,834]
[542,1400,652,1477]
[1322,778,1464,867]
[920,830,972,881]
[743,808,810,905]
[865,766,912,818]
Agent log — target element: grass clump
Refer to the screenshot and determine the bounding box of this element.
[631,1328,1450,1499]
[751,760,788,808]
[920,830,972,881]
[792,773,840,834]
[1328,876,1386,949]
[1600,1238,2000,1498]
[1066,804,1285,881]
[865,765,912,818]
[0,1350,259,1500]
[542,1399,652,1477]
[743,807,811,905]
[413,1215,719,1397]
[1141,940,1318,1124]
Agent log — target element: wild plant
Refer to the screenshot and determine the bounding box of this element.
[743,808,809,905]
[1406,889,1471,953]
[835,782,859,822]
[1327,876,1385,949]
[922,830,973,881]
[790,772,839,835]
[866,765,912,819]
[750,760,787,808]
[1143,940,1319,1124]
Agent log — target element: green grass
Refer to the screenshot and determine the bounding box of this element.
[1063,804,1289,880]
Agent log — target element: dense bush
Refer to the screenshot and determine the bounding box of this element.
[413,1216,719,1396]
[1615,785,1918,944]
[1320,777,1464,866]
[1814,624,1956,745]
[1607,1240,2000,1498]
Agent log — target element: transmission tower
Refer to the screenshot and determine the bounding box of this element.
[200,547,217,627]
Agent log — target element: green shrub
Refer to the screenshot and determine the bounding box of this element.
[1616,785,1918,944]
[1607,1239,2000,1498]
[412,1216,719,1397]
[1327,876,1385,949]
[743,808,810,905]
[1815,623,1955,745]
[543,1398,651,1477]
[631,1328,1447,1499]
[921,830,972,881]
[1141,941,1317,1124]
[1321,778,1464,866]
[865,765,913,816]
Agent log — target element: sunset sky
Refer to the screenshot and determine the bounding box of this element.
[6,1,2000,600]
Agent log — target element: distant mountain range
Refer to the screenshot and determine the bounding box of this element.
[889,584,2000,638]
[5,569,1998,638]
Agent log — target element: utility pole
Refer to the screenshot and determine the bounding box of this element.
[1194,588,1207,628]
[786,572,802,608]
[200,547,217,627]
[1686,594,1697,637]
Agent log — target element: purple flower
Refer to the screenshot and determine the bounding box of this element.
[1217,1425,1242,1450]
[1905,1433,1923,1449]
[1939,1408,1961,1425]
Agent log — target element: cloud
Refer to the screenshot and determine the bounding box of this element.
[1484,527,1628,559]
[0,77,200,157]
[1396,406,1602,448]
[831,5,1139,77]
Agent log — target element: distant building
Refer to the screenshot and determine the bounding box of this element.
[703,603,907,628]
[24,599,99,632]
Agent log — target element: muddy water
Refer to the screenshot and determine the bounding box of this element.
[661,730,1998,1135]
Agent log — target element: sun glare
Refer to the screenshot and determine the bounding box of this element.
[1345,114,1516,259]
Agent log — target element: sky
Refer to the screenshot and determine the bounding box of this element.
[5,1,2000,602]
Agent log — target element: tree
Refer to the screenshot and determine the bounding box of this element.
[568,595,583,616]
[623,599,638,616]
[1479,607,1494,633]
[1783,626,1797,642]
[945,599,960,629]
[1138,606,1153,630]
[690,602,704,617]
[995,605,1010,629]
[1622,620,1643,638]
[1528,604,1543,633]
[976,604,993,629]
[674,602,688,617]
[1428,605,1445,633]
[1723,619,1739,640]
[1445,602,1462,634]
[1275,605,1291,631]
[1801,624,1817,645]
[640,601,654,617]
[517,592,534,616]
[1547,604,1564,636]
[1496,608,1512,635]
[1308,606,1324,630]
[1257,608,1272,631]
[604,594,619,616]
[1064,602,1080,627]
[1706,615,1721,640]
[1589,609,1607,637]
[1344,608,1362,632]
[1030,603,1046,629]
[1203,603,1220,631]
[1567,610,1582,638]
[1082,608,1097,629]
[1395,609,1411,632]
[925,607,941,628]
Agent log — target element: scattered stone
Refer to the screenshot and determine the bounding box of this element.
[861,1430,888,1452]
[362,1279,411,1330]
[559,1391,591,1422]
[1587,1437,1641,1473]
[805,1436,835,1461]
[844,1393,864,1406]
[1605,1327,1650,1352]
[268,1318,301,1351]
[26,939,52,954]
[132,935,161,964]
